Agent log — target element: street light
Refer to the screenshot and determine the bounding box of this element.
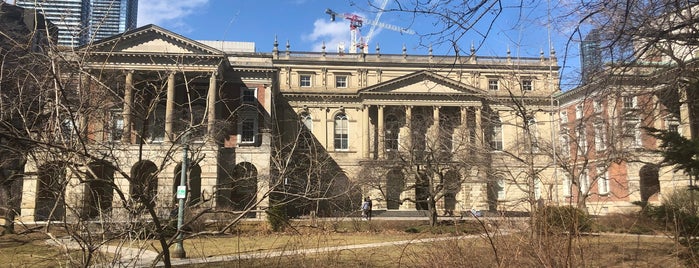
[172,133,188,258]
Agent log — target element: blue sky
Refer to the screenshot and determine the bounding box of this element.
[137,0,583,89]
[138,1,574,57]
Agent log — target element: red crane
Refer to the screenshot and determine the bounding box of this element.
[325,8,414,53]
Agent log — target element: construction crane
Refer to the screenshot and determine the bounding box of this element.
[325,7,415,53]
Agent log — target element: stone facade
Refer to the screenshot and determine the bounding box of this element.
[14,24,579,222]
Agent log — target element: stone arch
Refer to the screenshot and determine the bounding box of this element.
[173,163,202,206]
[131,160,158,206]
[83,160,115,219]
[443,169,460,215]
[217,162,258,211]
[35,162,67,221]
[640,164,660,202]
[386,168,405,210]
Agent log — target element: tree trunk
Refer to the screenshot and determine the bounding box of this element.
[0,183,16,234]
[428,197,438,226]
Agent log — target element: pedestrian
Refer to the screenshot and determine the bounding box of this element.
[366,197,372,220]
[361,197,370,220]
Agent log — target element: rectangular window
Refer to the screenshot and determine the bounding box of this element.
[623,96,636,109]
[335,75,348,88]
[575,104,583,119]
[594,100,603,113]
[242,88,257,104]
[580,171,589,194]
[577,127,586,155]
[110,111,123,142]
[300,75,312,87]
[522,79,533,91]
[560,111,568,124]
[667,116,680,133]
[597,167,609,195]
[488,79,499,90]
[240,119,255,143]
[560,135,570,157]
[491,123,503,151]
[562,174,572,197]
[594,124,606,152]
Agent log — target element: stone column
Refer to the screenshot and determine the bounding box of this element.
[164,72,176,142]
[207,72,218,140]
[475,107,483,145]
[679,87,691,138]
[402,106,412,151]
[378,105,385,159]
[122,71,133,143]
[363,105,370,158]
[454,106,468,151]
[429,106,440,148]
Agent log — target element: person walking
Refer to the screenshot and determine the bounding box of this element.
[361,197,371,220]
[366,197,372,220]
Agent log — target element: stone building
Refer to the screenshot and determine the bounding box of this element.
[14,23,566,222]
[272,42,561,215]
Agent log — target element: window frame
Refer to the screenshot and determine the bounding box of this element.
[623,96,637,109]
[300,112,313,131]
[521,79,533,91]
[239,118,257,144]
[488,78,499,91]
[496,178,506,200]
[597,167,609,195]
[562,174,572,197]
[594,123,606,152]
[580,170,589,195]
[335,75,348,88]
[490,117,503,151]
[300,74,312,87]
[333,113,349,151]
[110,110,124,142]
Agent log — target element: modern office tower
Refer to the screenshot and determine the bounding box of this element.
[88,0,137,42]
[580,29,602,84]
[14,0,137,47]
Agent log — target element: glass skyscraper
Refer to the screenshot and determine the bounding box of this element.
[15,0,138,47]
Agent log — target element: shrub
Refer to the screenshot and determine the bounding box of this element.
[266,205,289,232]
[640,190,699,237]
[536,206,591,234]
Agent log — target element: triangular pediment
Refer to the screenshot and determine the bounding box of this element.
[359,70,484,96]
[84,24,223,56]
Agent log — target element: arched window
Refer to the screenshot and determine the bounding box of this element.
[300,112,312,131]
[334,113,348,150]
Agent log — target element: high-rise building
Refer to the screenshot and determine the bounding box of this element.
[14,0,137,47]
[580,28,602,84]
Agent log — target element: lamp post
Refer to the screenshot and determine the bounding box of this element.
[172,134,188,258]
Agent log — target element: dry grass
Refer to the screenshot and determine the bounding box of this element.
[178,232,684,267]
[2,217,691,267]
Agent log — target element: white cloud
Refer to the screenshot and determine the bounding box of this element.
[137,0,209,32]
[304,19,351,52]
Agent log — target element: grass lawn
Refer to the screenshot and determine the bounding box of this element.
[1,218,690,267]
[176,233,684,267]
